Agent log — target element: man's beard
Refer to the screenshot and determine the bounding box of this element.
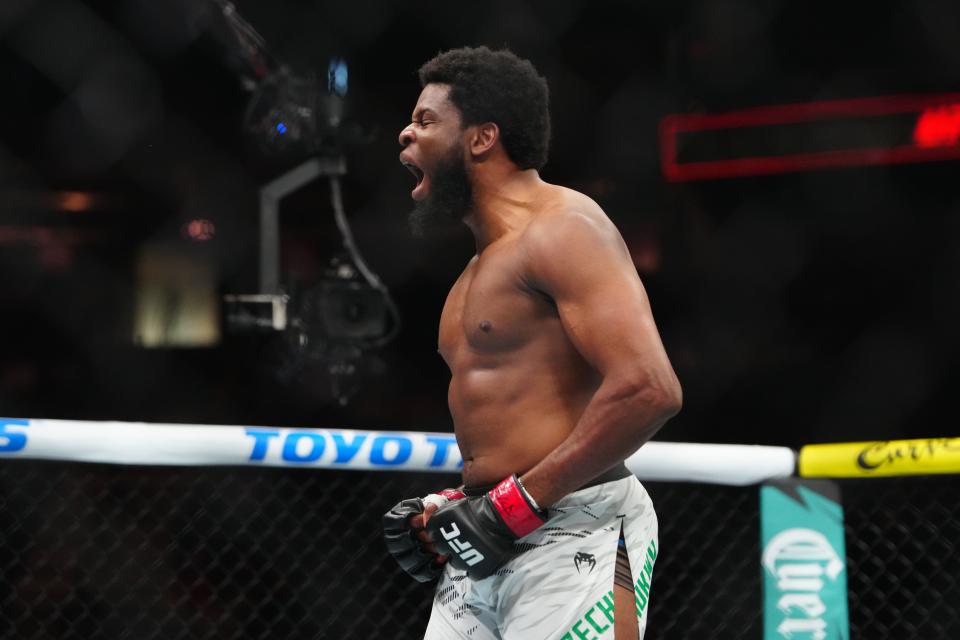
[408,144,473,237]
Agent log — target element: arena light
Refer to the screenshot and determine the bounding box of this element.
[56,191,95,212]
[182,218,216,241]
[660,93,960,181]
[913,104,960,148]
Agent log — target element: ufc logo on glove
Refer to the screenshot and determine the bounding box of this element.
[438,523,486,567]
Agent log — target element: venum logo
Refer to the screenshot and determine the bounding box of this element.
[438,523,485,567]
[574,551,596,575]
[763,528,845,640]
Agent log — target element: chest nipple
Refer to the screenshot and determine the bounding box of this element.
[479,320,492,333]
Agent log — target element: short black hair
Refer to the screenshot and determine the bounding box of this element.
[418,46,550,171]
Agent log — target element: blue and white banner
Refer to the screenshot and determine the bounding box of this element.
[0,417,462,472]
[0,417,796,484]
[761,480,849,640]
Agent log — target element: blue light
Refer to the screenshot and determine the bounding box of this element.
[328,58,348,97]
[276,122,287,134]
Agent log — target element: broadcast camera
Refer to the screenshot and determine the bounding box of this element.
[209,0,399,404]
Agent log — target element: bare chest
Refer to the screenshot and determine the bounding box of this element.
[438,252,552,364]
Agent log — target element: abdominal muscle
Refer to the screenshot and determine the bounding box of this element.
[449,350,599,488]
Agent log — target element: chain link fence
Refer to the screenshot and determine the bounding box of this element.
[0,462,956,639]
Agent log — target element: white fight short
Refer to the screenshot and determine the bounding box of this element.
[423,473,658,640]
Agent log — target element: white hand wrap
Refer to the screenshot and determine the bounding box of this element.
[422,487,466,511]
[422,493,449,510]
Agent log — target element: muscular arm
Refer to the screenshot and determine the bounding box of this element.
[518,207,682,506]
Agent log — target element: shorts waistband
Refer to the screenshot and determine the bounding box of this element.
[463,462,632,497]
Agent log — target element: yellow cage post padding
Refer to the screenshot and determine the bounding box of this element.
[799,438,960,478]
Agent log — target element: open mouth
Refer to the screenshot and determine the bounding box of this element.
[403,161,424,186]
[402,161,426,199]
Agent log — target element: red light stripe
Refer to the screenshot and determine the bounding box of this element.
[662,92,960,132]
[664,144,960,182]
[660,93,960,181]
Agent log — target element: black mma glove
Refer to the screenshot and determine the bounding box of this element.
[426,475,547,581]
[383,488,465,583]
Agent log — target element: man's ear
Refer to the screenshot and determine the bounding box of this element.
[468,122,499,158]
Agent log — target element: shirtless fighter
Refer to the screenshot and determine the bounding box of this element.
[383,47,682,640]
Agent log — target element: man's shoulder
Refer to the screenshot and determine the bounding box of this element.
[539,184,607,219]
[520,186,620,256]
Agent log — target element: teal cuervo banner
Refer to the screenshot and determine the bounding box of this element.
[761,480,849,640]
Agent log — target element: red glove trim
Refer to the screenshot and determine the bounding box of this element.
[488,475,545,538]
[438,488,466,501]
